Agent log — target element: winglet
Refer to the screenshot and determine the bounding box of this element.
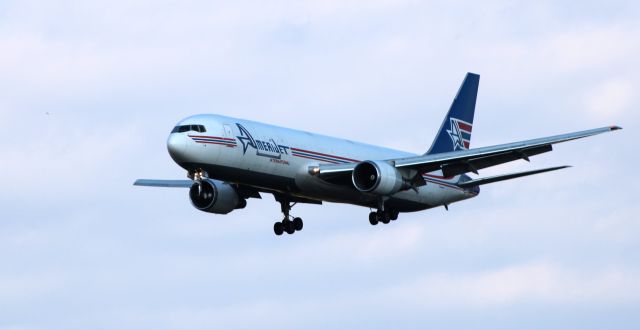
[610,125,622,131]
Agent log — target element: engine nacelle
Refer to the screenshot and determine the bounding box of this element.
[189,179,244,214]
[352,160,405,195]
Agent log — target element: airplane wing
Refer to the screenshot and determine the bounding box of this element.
[134,179,193,187]
[133,179,264,199]
[314,126,621,181]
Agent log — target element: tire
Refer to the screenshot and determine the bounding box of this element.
[284,220,295,234]
[390,210,399,221]
[293,217,303,231]
[378,210,390,224]
[377,210,390,224]
[274,222,284,235]
[369,212,378,225]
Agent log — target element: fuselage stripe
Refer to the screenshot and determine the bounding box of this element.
[290,147,359,162]
[192,138,237,144]
[292,153,341,164]
[292,151,347,164]
[190,135,238,146]
[291,150,356,164]
[195,141,237,147]
[188,135,236,142]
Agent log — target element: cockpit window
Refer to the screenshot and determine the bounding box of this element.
[171,124,206,133]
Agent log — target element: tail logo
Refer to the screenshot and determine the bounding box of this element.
[446,118,472,150]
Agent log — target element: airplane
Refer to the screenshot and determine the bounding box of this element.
[134,73,621,236]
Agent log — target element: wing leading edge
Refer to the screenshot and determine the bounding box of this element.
[314,126,621,182]
[134,179,193,187]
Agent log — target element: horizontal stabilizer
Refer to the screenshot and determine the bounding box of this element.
[133,179,193,188]
[457,166,570,188]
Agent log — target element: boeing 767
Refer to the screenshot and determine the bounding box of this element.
[135,73,621,236]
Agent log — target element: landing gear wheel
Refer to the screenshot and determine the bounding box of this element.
[283,219,295,234]
[390,210,399,221]
[293,217,303,231]
[378,210,390,224]
[274,222,284,236]
[369,212,379,225]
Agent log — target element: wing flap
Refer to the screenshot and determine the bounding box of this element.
[458,166,570,187]
[440,144,553,177]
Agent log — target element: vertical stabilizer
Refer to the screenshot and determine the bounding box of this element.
[426,73,480,155]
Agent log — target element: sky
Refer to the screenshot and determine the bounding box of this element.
[0,0,639,329]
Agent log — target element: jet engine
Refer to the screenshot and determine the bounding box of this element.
[189,179,246,214]
[352,160,406,195]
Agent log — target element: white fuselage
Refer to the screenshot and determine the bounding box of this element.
[167,114,478,212]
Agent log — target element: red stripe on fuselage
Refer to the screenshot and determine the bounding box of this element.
[292,153,340,164]
[290,147,359,162]
[195,141,236,147]
[188,135,236,141]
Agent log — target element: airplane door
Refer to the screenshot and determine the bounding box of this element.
[223,124,233,138]
[221,124,240,165]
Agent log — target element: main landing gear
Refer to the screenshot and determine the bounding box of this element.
[274,200,303,236]
[368,209,399,226]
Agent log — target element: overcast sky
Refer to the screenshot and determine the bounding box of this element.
[1,0,638,329]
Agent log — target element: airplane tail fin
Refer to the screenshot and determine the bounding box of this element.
[426,72,480,155]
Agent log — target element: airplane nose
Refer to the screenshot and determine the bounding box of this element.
[167,133,188,163]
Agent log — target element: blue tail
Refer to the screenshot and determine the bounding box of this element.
[426,72,480,155]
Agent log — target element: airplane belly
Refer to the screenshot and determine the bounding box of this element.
[294,168,434,211]
[295,171,364,202]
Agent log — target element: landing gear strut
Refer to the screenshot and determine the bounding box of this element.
[274,199,303,236]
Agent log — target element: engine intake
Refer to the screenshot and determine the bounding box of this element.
[189,179,244,214]
[352,160,405,195]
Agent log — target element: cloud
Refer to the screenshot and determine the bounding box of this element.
[584,78,634,121]
[383,261,640,307]
[0,1,639,329]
